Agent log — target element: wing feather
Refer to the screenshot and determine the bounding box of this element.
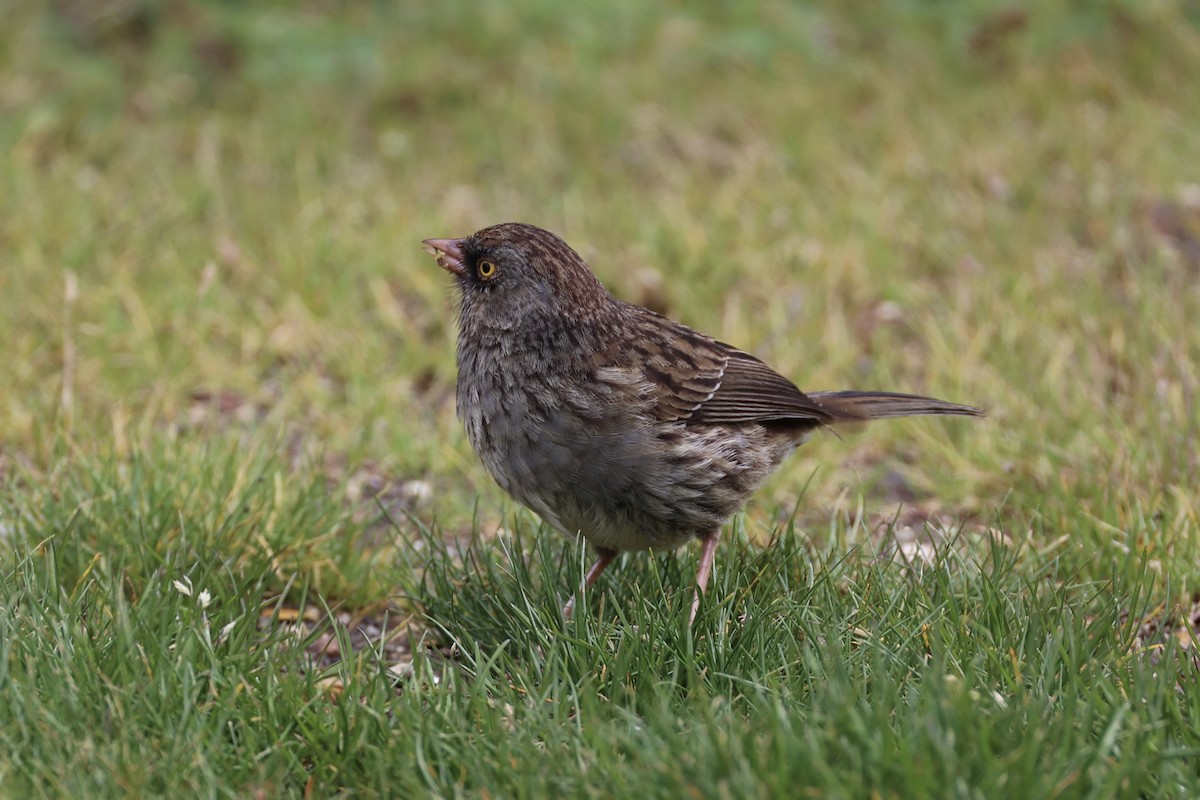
[620,305,833,426]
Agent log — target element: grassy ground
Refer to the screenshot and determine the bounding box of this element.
[2,0,1200,796]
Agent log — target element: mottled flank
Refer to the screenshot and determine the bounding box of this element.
[428,222,982,615]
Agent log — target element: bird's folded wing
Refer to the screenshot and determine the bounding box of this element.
[624,307,834,426]
[689,349,836,425]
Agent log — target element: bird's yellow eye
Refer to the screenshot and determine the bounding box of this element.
[478,259,497,279]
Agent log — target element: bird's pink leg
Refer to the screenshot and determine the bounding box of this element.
[563,547,618,618]
[690,530,720,624]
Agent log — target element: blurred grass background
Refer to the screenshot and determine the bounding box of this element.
[2,0,1200,796]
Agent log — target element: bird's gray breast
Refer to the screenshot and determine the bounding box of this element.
[456,346,674,548]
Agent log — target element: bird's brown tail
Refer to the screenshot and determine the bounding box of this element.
[808,391,985,421]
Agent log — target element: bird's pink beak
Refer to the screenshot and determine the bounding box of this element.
[422,238,467,277]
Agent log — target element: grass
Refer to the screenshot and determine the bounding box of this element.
[2,0,1200,796]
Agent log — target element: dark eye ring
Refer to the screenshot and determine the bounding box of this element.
[478,260,497,279]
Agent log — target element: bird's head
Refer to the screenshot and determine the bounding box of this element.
[423,223,614,329]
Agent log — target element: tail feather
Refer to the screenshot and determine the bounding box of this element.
[808,391,985,421]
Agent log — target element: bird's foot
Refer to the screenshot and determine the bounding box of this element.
[689,531,720,625]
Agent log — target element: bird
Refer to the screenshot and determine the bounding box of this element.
[422,223,983,623]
